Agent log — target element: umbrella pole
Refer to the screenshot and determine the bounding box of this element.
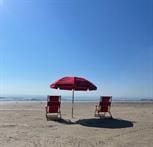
[72,89,74,118]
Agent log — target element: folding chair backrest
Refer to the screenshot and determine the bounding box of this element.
[47,101,60,106]
[47,95,61,102]
[100,96,112,104]
[46,95,61,113]
[100,96,112,112]
[47,102,60,113]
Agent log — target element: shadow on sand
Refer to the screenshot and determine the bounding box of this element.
[76,118,134,128]
[47,117,75,125]
[47,117,134,128]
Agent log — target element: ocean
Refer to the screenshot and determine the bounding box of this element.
[0,95,152,102]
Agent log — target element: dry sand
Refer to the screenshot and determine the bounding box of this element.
[0,101,153,147]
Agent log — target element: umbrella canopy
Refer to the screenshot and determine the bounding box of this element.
[51,76,97,91]
[50,76,97,118]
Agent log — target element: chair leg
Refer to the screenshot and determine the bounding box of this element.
[45,107,48,120]
[104,112,106,117]
[94,110,97,117]
[94,110,96,116]
[109,111,113,118]
[95,106,97,117]
[94,105,99,116]
[46,113,48,121]
[59,111,61,119]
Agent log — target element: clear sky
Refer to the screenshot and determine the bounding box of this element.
[0,0,153,98]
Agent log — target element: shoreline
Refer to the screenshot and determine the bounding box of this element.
[0,100,153,104]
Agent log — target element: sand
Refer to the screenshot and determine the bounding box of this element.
[0,101,153,147]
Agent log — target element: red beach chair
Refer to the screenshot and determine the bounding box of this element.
[95,96,112,118]
[45,95,61,120]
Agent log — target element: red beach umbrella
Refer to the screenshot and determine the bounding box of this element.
[50,76,97,118]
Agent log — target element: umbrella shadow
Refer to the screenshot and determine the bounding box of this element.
[47,117,134,128]
[47,117,75,125]
[76,118,134,128]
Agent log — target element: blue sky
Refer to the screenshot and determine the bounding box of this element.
[0,0,152,98]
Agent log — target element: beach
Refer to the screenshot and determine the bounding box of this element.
[0,101,153,147]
